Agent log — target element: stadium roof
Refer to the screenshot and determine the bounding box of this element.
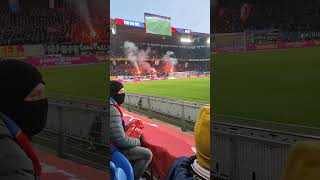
[111,18,209,37]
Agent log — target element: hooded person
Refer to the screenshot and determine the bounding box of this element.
[0,59,48,180]
[166,106,210,180]
[110,80,153,180]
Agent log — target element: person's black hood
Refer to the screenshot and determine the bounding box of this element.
[0,60,43,101]
[0,59,48,138]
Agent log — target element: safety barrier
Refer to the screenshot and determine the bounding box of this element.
[125,93,205,122]
[211,121,320,180]
[33,97,108,169]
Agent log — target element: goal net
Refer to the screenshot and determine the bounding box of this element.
[213,32,251,53]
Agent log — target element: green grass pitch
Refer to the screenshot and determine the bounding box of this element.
[212,47,320,127]
[39,46,320,128]
[124,77,210,103]
[40,64,108,101]
[40,63,209,103]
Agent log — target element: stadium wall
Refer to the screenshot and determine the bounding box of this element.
[0,44,108,67]
[124,93,205,123]
[27,55,107,67]
[212,122,320,180]
[212,39,320,54]
[33,98,108,169]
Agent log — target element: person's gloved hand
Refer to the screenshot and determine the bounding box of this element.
[139,134,144,144]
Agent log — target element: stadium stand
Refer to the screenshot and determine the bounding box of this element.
[0,0,108,45]
[213,0,320,41]
[111,61,209,76]
[110,18,210,76]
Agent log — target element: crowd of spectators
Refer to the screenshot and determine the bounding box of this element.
[213,0,320,41]
[0,1,108,45]
[111,43,210,60]
[110,60,210,76]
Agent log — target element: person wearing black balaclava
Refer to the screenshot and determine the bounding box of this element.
[0,59,48,180]
[110,80,126,106]
[110,80,153,180]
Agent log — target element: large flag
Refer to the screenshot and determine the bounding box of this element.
[240,3,253,23]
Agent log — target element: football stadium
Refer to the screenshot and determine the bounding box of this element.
[110,17,210,103]
[211,0,320,180]
[110,12,210,179]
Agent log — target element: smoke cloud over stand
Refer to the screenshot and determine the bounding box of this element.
[66,0,95,36]
[123,41,178,74]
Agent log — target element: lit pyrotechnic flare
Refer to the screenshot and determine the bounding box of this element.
[137,68,141,75]
[170,67,173,73]
[152,68,156,73]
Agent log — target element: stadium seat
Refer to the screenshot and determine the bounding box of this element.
[110,161,128,180]
[111,146,134,180]
[110,161,116,178]
[115,168,127,180]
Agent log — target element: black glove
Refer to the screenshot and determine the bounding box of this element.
[139,134,143,143]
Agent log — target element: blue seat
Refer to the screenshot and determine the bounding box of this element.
[110,161,127,180]
[110,161,116,179]
[115,168,127,180]
[110,146,134,180]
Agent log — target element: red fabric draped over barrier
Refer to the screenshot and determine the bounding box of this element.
[123,111,195,180]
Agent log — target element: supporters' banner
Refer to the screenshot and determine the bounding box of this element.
[2,46,24,57]
[5,46,17,57]
[43,44,108,56]
[24,45,45,57]
[111,58,128,61]
[240,3,253,23]
[27,55,106,67]
[214,40,320,53]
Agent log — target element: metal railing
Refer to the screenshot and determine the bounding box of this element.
[33,98,109,169]
[124,93,207,131]
[36,96,320,180]
[211,121,320,180]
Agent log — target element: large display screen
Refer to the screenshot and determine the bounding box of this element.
[145,13,172,36]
